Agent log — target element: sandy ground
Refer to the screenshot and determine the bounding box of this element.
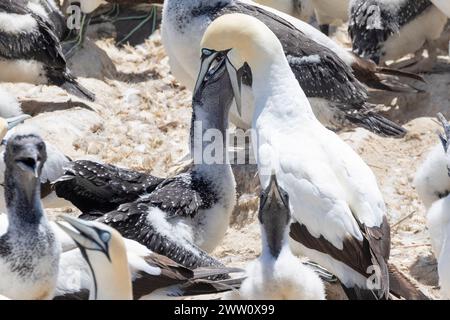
[1,18,449,299]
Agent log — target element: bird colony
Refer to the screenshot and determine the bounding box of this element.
[0,0,449,300]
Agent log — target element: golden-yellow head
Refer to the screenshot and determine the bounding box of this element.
[195,14,282,116]
[57,215,133,300]
[200,13,281,69]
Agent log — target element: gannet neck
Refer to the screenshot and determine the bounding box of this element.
[4,168,44,229]
[250,55,315,125]
[190,67,234,168]
[86,233,132,300]
[260,226,291,260]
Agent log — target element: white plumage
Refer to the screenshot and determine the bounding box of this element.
[414,144,450,209]
[229,247,325,300]
[0,88,23,118]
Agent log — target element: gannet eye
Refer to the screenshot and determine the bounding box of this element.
[100,232,111,243]
[202,48,215,56]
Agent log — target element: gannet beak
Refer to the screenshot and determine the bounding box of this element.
[15,153,40,178]
[194,49,222,98]
[225,58,243,117]
[193,51,227,101]
[6,114,31,130]
[57,215,110,259]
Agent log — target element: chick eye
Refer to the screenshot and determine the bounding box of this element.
[100,232,111,243]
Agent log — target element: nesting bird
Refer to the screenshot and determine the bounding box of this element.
[227,174,325,300]
[162,0,424,137]
[0,0,95,101]
[56,215,243,300]
[54,54,237,270]
[349,0,448,67]
[195,13,432,300]
[0,134,60,299]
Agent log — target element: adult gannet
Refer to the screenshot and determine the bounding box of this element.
[162,0,424,137]
[0,0,95,101]
[423,114,450,299]
[54,55,237,269]
[56,215,243,300]
[349,0,448,68]
[0,134,60,300]
[195,13,431,300]
[226,174,325,300]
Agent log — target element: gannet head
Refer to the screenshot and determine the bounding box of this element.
[259,172,291,258]
[57,215,132,300]
[194,13,282,117]
[4,133,47,181]
[0,115,31,141]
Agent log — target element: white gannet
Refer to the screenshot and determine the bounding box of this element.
[226,174,325,300]
[161,0,425,137]
[0,0,95,101]
[55,215,243,300]
[424,113,450,299]
[54,57,237,269]
[0,118,72,211]
[195,13,430,300]
[0,134,60,300]
[349,0,448,67]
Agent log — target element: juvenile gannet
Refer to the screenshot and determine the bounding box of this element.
[162,0,424,136]
[227,174,325,300]
[349,0,448,67]
[54,56,237,269]
[423,114,450,299]
[0,0,95,101]
[0,118,71,211]
[0,134,60,300]
[56,215,243,300]
[195,13,431,300]
[27,0,68,40]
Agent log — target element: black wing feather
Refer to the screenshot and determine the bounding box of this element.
[54,160,164,214]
